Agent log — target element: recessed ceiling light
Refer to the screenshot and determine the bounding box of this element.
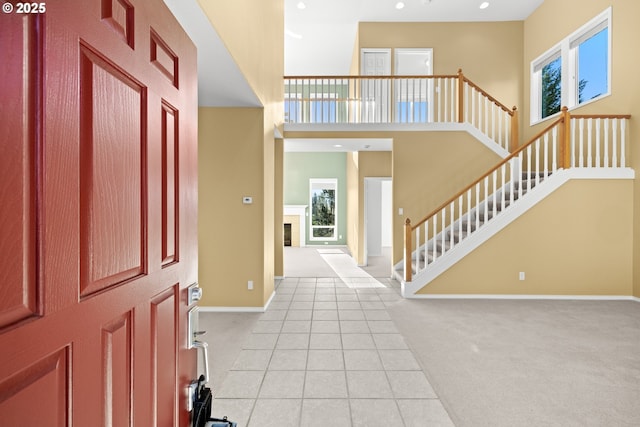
[396,2,405,10]
[479,2,490,9]
[297,1,306,10]
[334,144,343,148]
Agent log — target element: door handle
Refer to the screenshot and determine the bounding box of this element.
[188,307,209,383]
[192,339,209,384]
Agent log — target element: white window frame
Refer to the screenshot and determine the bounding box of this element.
[394,48,434,123]
[309,179,338,241]
[530,7,611,125]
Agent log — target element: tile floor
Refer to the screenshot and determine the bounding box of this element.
[209,277,455,426]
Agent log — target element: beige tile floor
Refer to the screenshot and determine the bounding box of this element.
[208,277,455,426]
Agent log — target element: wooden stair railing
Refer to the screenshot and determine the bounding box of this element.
[403,108,631,282]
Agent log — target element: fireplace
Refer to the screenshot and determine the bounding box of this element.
[284,223,292,246]
[283,205,307,247]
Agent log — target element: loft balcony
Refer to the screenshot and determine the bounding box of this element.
[284,70,519,151]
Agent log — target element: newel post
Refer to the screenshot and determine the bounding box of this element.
[457,69,464,123]
[510,106,519,152]
[560,106,571,168]
[404,218,413,282]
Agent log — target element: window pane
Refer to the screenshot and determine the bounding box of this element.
[541,57,562,119]
[312,227,335,238]
[311,189,335,226]
[577,27,608,103]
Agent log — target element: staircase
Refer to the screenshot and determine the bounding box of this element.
[396,109,633,297]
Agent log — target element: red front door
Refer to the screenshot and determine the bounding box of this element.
[0,0,198,425]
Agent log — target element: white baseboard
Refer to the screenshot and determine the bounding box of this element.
[199,291,276,313]
[406,294,640,301]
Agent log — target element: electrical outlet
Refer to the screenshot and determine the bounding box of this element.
[248,280,253,290]
[519,272,525,281]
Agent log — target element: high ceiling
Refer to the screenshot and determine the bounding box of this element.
[285,0,544,75]
[165,0,544,110]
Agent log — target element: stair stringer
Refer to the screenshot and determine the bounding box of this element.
[398,168,635,298]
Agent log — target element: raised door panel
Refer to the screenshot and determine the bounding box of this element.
[0,14,41,328]
[102,312,133,427]
[79,44,147,298]
[0,348,70,427]
[151,288,178,425]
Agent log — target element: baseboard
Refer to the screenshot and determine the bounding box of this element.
[199,291,276,313]
[407,294,640,301]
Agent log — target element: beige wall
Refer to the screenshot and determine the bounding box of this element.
[346,152,360,262]
[198,0,284,106]
[197,0,284,306]
[523,0,640,297]
[358,21,524,113]
[199,108,266,307]
[419,180,633,295]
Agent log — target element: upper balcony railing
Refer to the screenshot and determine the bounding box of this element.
[284,69,519,152]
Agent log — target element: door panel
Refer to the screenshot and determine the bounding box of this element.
[0,13,40,329]
[79,44,147,297]
[0,0,198,425]
[0,348,69,427]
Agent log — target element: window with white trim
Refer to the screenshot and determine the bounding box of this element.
[530,7,611,124]
[309,179,337,241]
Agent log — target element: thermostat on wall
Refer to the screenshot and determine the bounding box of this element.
[243,196,253,204]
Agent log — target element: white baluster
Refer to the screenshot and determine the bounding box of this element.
[432,214,438,262]
[417,224,424,272]
[535,139,540,186]
[579,118,585,167]
[484,176,489,224]
[464,83,469,123]
[517,154,523,199]
[440,209,446,255]
[498,109,503,149]
[506,114,511,152]
[552,127,558,173]
[492,170,497,219]
[595,119,601,168]
[604,119,610,168]
[500,164,506,211]
[612,118,618,167]
[467,189,472,237]
[621,119,626,168]
[471,87,476,127]
[443,79,449,122]
[458,195,464,244]
[526,145,532,192]
[449,201,455,249]
[587,118,593,168]
[475,185,480,232]
[543,132,549,178]
[508,161,514,206]
[451,78,456,122]
[491,104,496,141]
